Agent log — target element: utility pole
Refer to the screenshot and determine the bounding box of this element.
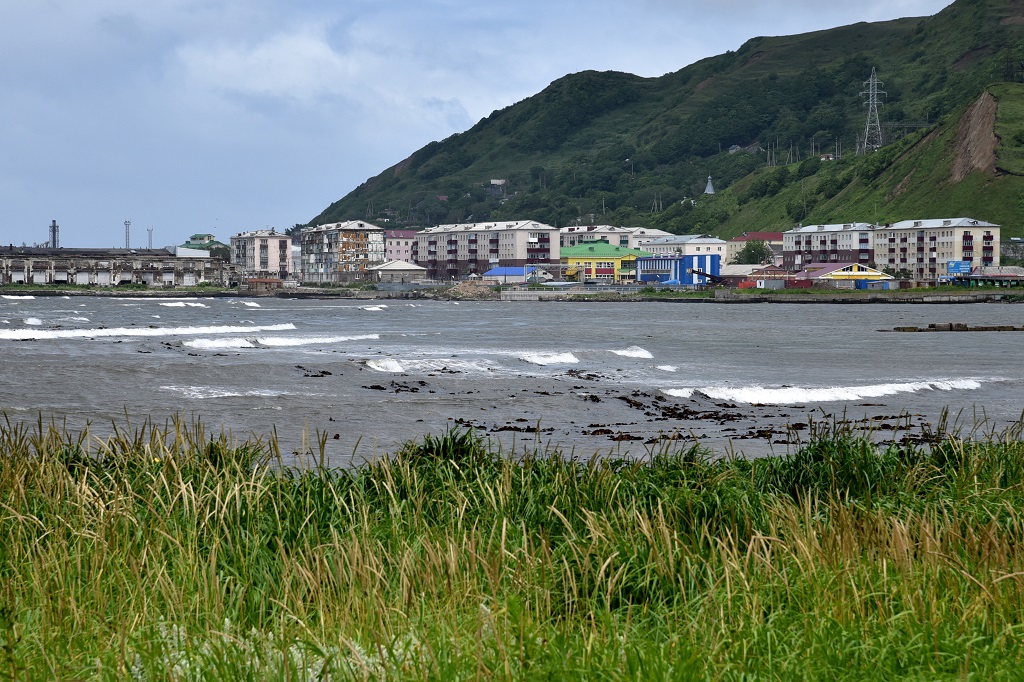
[860,67,886,154]
[125,220,131,249]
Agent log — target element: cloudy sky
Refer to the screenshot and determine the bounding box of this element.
[1,0,952,248]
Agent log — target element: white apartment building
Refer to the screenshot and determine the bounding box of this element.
[230,229,293,280]
[559,225,672,249]
[642,234,727,257]
[300,220,386,284]
[411,220,558,280]
[872,218,999,278]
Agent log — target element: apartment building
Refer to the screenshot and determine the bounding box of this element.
[781,223,875,270]
[725,231,784,264]
[385,229,418,262]
[642,235,727,257]
[559,225,672,249]
[872,218,999,279]
[230,229,293,280]
[411,221,558,280]
[300,220,386,284]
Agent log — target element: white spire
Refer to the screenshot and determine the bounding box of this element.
[704,175,715,195]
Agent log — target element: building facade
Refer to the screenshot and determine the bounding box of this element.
[560,243,652,283]
[782,223,875,270]
[300,221,386,284]
[230,229,293,280]
[411,221,558,281]
[725,231,784,264]
[635,254,722,286]
[642,235,727,257]
[559,225,672,249]
[385,229,418,262]
[0,246,234,287]
[872,218,999,279]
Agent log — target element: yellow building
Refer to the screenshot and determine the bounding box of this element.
[561,243,652,283]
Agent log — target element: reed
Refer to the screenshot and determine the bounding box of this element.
[2,415,1024,679]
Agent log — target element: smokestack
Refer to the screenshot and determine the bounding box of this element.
[48,220,59,249]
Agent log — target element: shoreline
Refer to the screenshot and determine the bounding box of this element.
[2,284,1022,304]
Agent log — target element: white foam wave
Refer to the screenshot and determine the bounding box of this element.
[24,318,42,326]
[243,302,261,308]
[70,317,90,322]
[610,346,653,359]
[2,295,34,300]
[672,379,983,405]
[519,351,579,365]
[360,305,388,312]
[257,334,379,347]
[365,358,405,372]
[656,365,678,372]
[159,302,187,307]
[662,388,694,398]
[161,385,288,400]
[183,338,256,350]
[0,322,296,341]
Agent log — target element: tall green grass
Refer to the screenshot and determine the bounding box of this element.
[3,414,1024,679]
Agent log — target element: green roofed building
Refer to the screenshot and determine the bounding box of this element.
[560,242,652,283]
[180,233,230,259]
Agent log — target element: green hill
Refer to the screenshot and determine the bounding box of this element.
[312,0,1024,237]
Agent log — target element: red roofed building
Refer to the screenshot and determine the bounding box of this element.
[725,232,784,264]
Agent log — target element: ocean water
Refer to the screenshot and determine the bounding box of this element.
[1,295,1021,465]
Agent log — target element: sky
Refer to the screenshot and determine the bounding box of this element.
[0,0,954,248]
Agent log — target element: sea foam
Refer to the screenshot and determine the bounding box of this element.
[257,334,379,347]
[0,322,296,341]
[663,379,983,405]
[519,351,579,365]
[183,338,256,350]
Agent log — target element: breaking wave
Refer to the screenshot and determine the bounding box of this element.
[610,346,654,359]
[183,338,256,350]
[0,322,296,341]
[365,358,405,372]
[518,352,579,366]
[23,318,42,326]
[159,301,208,308]
[662,379,983,404]
[257,334,379,347]
[656,365,678,372]
[2,295,34,300]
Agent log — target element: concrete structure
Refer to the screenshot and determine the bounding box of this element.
[872,218,999,280]
[559,225,671,249]
[782,223,876,270]
[961,265,1024,286]
[368,259,427,283]
[231,229,293,280]
[725,232,784,264]
[635,254,722,286]
[561,243,652,283]
[300,221,386,284]
[411,221,558,281]
[643,235,727,258]
[181,233,229,251]
[0,246,234,287]
[385,230,418,262]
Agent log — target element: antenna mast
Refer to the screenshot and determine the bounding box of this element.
[860,67,886,154]
[147,227,153,249]
[48,220,59,249]
[125,220,131,249]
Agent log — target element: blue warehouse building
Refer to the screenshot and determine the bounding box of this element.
[635,254,721,286]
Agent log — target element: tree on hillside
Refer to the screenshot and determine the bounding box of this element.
[732,239,774,264]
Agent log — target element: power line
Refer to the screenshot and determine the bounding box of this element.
[860,67,886,154]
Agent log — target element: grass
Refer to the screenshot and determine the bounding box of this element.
[4,415,1024,678]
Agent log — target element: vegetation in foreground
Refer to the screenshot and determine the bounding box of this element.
[4,416,1024,679]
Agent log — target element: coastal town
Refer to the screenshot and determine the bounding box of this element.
[0,215,1018,292]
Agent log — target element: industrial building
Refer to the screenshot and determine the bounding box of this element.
[0,246,234,287]
[635,254,722,286]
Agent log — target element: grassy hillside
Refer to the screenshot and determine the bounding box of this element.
[312,0,1024,237]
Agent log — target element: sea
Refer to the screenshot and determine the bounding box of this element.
[1,294,1022,466]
